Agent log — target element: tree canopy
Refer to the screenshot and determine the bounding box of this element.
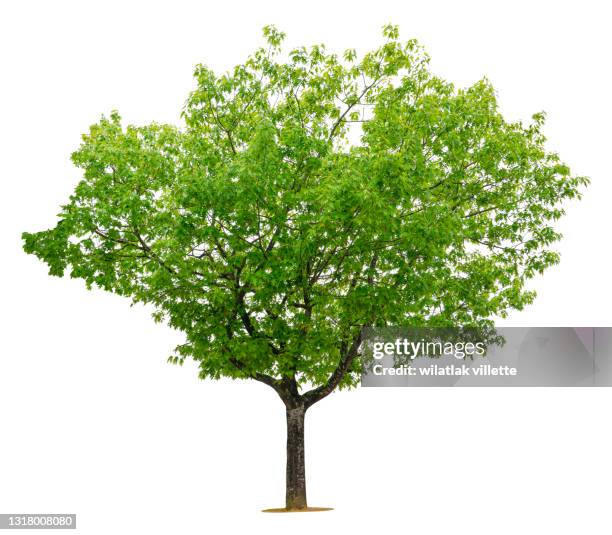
[23,25,587,406]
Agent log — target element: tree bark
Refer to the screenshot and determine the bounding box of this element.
[285,405,307,509]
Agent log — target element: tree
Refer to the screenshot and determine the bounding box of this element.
[22,25,587,510]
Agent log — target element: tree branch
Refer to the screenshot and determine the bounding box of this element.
[302,328,365,408]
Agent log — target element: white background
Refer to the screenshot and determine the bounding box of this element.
[1,1,611,534]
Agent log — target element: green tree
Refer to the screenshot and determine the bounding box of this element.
[22,25,587,510]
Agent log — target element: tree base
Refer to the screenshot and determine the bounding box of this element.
[261,506,333,513]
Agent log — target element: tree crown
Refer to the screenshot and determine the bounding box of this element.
[23,25,587,404]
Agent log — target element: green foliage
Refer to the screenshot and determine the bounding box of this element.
[22,26,587,397]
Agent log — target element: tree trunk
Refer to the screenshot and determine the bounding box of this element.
[285,405,307,509]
